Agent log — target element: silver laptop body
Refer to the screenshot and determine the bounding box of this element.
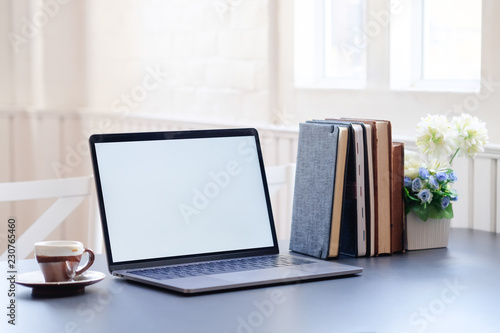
[89,128,362,294]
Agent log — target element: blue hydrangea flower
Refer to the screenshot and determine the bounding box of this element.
[404,176,412,188]
[435,172,448,182]
[418,189,432,203]
[449,172,458,182]
[451,195,458,201]
[419,167,430,179]
[441,196,451,209]
[412,178,422,192]
[428,175,439,190]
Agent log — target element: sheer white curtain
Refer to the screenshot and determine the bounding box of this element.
[1,0,94,252]
[2,0,86,109]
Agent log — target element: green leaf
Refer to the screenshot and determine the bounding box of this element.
[442,204,454,219]
[427,203,445,219]
[412,204,430,221]
[408,200,454,221]
[404,187,420,202]
[447,189,458,200]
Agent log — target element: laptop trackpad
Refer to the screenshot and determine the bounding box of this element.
[168,266,330,291]
[203,263,360,284]
[167,267,297,292]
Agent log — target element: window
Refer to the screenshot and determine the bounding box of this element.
[422,0,481,81]
[294,0,366,89]
[324,0,366,81]
[294,0,482,92]
[391,0,482,92]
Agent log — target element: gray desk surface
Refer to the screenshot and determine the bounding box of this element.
[2,228,499,333]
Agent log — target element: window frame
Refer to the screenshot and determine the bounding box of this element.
[293,0,368,90]
[293,0,483,93]
[276,0,497,144]
[390,0,482,93]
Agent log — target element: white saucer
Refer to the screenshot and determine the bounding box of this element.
[16,271,106,296]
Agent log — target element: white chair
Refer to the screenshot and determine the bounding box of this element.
[0,166,296,260]
[265,163,296,239]
[0,176,98,260]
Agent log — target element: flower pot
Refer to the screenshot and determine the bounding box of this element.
[405,213,450,250]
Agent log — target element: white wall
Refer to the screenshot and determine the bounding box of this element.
[2,0,498,143]
[0,0,276,175]
[1,0,271,118]
[0,1,13,106]
[276,0,500,145]
[0,0,275,252]
[1,0,87,108]
[85,0,271,123]
[1,0,499,251]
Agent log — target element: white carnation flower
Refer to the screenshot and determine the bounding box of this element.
[416,114,454,159]
[451,114,488,158]
[404,150,423,178]
[424,157,450,173]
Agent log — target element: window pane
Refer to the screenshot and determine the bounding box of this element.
[324,0,366,80]
[422,0,481,81]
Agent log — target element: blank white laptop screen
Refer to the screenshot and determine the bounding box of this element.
[94,135,274,263]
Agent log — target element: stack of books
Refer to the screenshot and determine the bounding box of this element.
[289,118,405,259]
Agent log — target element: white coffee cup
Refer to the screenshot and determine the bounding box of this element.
[34,241,95,282]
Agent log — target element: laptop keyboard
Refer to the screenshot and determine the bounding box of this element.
[129,255,315,280]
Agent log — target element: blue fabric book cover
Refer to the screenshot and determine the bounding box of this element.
[289,122,341,259]
[308,119,369,257]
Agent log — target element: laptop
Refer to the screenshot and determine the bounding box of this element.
[89,128,362,294]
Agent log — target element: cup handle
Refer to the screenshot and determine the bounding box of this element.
[75,248,95,276]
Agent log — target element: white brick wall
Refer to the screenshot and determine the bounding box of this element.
[85,0,271,123]
[195,31,218,58]
[228,61,256,90]
[1,0,272,124]
[205,59,231,88]
[230,0,268,29]
[218,30,268,60]
[173,32,196,58]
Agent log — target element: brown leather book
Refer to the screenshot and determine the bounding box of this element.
[391,142,405,253]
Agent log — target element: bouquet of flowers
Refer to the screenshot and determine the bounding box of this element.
[404,113,488,221]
